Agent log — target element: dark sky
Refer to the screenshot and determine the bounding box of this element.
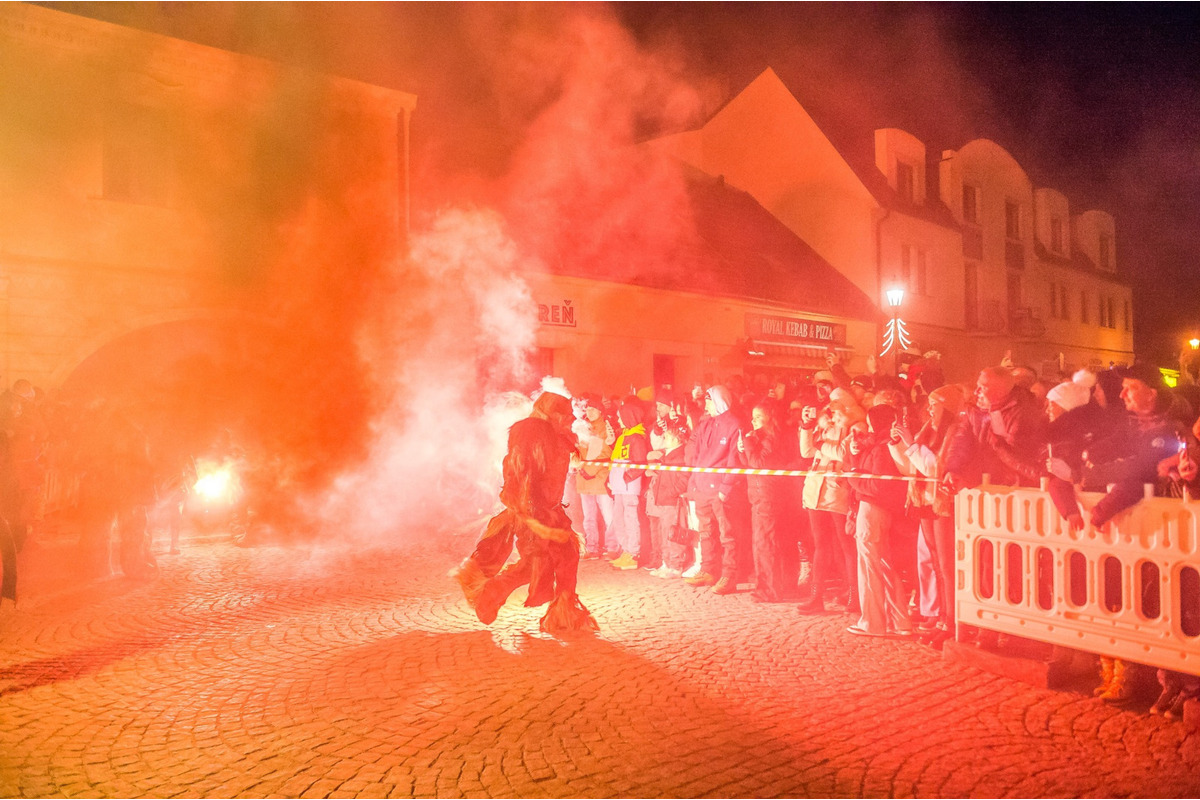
[42,1,1200,364]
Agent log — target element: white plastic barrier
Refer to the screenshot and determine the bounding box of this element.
[956,481,1200,676]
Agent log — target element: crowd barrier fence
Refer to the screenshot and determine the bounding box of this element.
[956,479,1200,677]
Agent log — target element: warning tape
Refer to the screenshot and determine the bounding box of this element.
[580,460,926,482]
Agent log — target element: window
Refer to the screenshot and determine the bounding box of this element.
[965,263,979,330]
[1060,283,1070,322]
[897,162,915,202]
[1107,297,1117,329]
[1050,217,1064,254]
[1099,233,1113,271]
[1124,300,1131,331]
[1049,282,1058,319]
[1005,200,1021,240]
[103,103,174,206]
[1007,273,1022,319]
[1080,290,1089,324]
[962,184,980,224]
[916,250,928,296]
[901,244,912,289]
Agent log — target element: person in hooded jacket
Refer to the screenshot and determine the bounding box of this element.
[607,398,650,570]
[454,391,598,633]
[683,385,744,595]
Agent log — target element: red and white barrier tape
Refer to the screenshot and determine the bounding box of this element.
[581,460,923,482]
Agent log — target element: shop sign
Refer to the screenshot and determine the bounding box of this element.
[538,300,577,328]
[745,312,845,345]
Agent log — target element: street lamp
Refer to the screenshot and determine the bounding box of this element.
[1190,338,1199,351]
[881,282,908,377]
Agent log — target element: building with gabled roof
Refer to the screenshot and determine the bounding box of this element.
[645,67,1134,380]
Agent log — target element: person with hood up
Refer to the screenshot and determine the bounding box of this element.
[683,385,744,595]
[607,398,650,570]
[454,391,598,632]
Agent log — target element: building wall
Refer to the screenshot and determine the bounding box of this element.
[526,273,877,396]
[0,3,415,387]
[939,138,1133,375]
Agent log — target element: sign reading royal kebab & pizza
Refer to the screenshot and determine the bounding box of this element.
[744,312,846,346]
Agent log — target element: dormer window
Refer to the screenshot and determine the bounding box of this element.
[1005,200,1021,240]
[1050,217,1064,254]
[897,162,915,202]
[962,184,980,224]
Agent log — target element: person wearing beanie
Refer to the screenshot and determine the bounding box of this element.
[683,385,745,595]
[1046,381,1091,419]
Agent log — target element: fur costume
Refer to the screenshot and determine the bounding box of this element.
[456,392,598,632]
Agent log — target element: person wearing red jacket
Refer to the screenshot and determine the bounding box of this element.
[846,403,912,637]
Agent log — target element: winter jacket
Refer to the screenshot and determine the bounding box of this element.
[687,410,742,498]
[945,387,1047,488]
[742,423,791,504]
[647,445,689,518]
[799,423,853,514]
[900,416,964,518]
[849,433,907,513]
[575,417,612,495]
[1088,411,1186,527]
[608,423,648,496]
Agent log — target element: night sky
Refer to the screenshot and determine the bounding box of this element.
[42,1,1200,365]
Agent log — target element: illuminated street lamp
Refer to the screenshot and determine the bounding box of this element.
[1190,338,1199,351]
[881,281,909,376]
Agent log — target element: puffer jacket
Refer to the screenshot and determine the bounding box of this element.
[800,423,851,514]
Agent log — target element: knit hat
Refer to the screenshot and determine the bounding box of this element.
[1046,380,1091,412]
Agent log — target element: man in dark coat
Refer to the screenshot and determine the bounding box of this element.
[683,385,743,594]
[455,391,598,633]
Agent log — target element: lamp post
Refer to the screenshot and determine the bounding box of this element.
[886,284,905,377]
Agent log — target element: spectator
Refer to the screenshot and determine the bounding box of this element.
[574,395,614,559]
[646,421,692,579]
[846,403,912,637]
[607,398,650,570]
[797,398,862,615]
[683,385,743,595]
[891,383,966,646]
[740,398,794,603]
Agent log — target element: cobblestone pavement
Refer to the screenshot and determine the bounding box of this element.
[2,533,1200,799]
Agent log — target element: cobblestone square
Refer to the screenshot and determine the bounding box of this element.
[2,536,1199,798]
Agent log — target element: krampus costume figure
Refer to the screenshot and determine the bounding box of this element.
[456,392,599,632]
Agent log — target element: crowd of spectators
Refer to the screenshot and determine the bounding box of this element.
[562,349,1200,722]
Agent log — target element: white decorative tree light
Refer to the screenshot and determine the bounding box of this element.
[881,283,909,376]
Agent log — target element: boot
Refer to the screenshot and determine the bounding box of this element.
[1093,656,1115,698]
[711,576,736,595]
[1099,658,1133,704]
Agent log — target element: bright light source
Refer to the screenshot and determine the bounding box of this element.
[194,461,240,506]
[1190,338,1199,350]
[886,286,905,308]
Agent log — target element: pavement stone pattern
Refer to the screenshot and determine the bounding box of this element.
[2,531,1200,799]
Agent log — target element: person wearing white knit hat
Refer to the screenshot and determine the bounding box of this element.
[1046,380,1091,421]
